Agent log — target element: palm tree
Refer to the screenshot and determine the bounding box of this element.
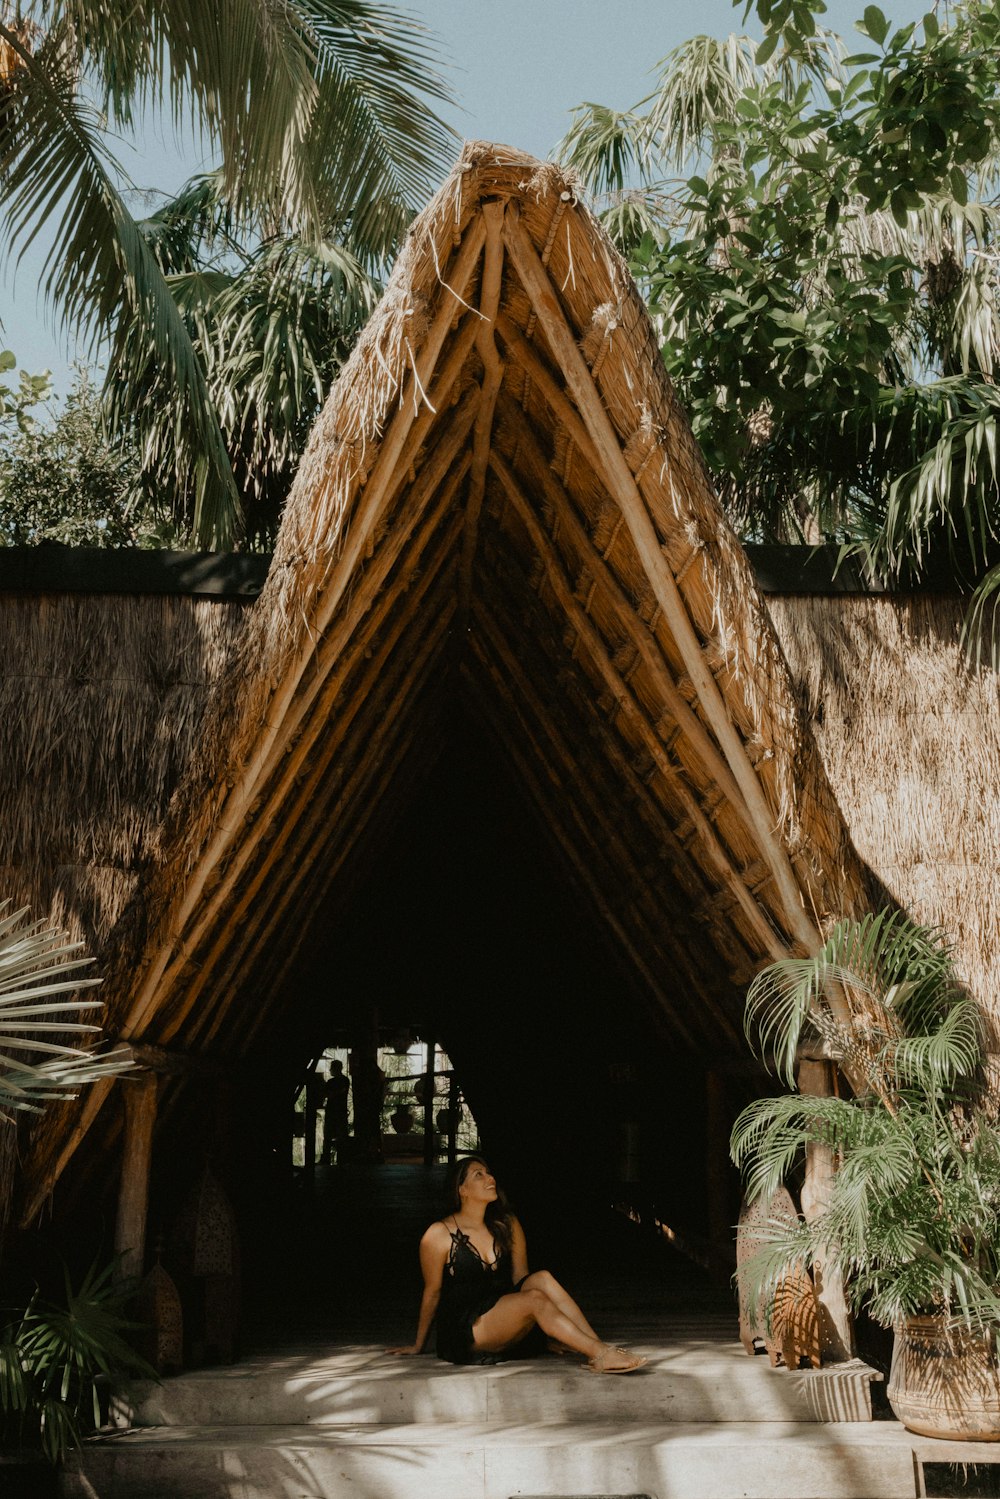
[0,1,456,547]
[731,911,1000,1335]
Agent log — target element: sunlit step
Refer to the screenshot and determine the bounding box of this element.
[71,1418,922,1499]
[123,1343,880,1427]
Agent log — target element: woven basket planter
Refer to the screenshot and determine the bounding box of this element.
[888,1315,1000,1440]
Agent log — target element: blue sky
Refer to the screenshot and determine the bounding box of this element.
[1,0,922,395]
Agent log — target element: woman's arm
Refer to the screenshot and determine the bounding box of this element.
[387,1223,448,1354]
[510,1216,529,1286]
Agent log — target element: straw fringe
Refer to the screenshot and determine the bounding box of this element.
[767,593,1000,1033]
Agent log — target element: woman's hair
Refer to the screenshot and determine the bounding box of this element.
[448,1155,514,1253]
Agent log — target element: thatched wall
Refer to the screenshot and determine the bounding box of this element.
[0,590,247,953]
[766,592,1000,1035]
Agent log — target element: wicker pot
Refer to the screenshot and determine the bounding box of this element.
[887,1315,1000,1440]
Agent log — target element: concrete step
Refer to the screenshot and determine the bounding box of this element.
[68,1419,921,1499]
[124,1343,880,1427]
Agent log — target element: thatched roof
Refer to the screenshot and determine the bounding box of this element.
[16,142,878,1221]
[766,592,1000,1049]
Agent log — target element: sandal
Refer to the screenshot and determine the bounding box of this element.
[586,1345,646,1374]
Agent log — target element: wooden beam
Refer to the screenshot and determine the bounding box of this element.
[113,1073,158,1279]
[471,574,755,990]
[168,531,463,1050]
[467,605,742,1049]
[459,199,506,622]
[156,495,469,1045]
[492,392,773,881]
[501,207,822,955]
[489,449,788,964]
[120,223,487,1044]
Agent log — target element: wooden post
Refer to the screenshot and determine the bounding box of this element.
[304,1063,319,1183]
[798,1058,854,1360]
[422,1038,436,1168]
[114,1074,158,1280]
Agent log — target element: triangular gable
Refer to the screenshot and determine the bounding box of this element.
[22,142,872,1219]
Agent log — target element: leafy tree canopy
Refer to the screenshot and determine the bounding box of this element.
[558,0,1000,653]
[0,358,178,548]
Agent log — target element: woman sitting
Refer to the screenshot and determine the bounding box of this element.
[389,1155,645,1373]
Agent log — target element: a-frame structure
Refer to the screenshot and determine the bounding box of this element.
[20,143,874,1227]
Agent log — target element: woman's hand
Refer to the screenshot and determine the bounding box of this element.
[386,1344,422,1356]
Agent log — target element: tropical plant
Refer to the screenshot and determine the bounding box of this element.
[730,911,1000,1335]
[108,173,381,549]
[557,1,1000,655]
[0,364,179,547]
[0,1258,155,1462]
[0,348,51,437]
[0,1,456,548]
[0,899,131,1119]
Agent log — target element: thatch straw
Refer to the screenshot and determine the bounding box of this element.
[767,592,1000,1045]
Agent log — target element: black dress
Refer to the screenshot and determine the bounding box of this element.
[436,1222,517,1364]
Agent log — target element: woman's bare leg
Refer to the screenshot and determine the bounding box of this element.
[518,1269,600,1343]
[471,1290,643,1372]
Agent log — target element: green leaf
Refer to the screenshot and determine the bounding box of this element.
[755,32,780,65]
[861,5,890,45]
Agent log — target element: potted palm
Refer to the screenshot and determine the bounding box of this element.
[731,910,1000,1439]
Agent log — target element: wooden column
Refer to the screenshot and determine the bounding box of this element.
[303,1063,319,1183]
[114,1074,158,1280]
[422,1038,436,1168]
[798,1058,854,1360]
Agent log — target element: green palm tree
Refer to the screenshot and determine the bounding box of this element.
[732,911,1000,1334]
[0,1,456,548]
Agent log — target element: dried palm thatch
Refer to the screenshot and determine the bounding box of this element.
[0,592,246,1220]
[766,592,1000,1049]
[17,143,881,1220]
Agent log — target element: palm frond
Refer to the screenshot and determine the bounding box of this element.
[0,900,132,1117]
[297,0,457,264]
[0,18,243,547]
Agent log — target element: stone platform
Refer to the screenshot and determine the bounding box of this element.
[63,1336,914,1499]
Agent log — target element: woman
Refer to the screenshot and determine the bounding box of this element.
[388,1155,645,1373]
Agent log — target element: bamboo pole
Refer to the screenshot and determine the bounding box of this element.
[460,663,679,1031]
[158,489,471,1045]
[501,207,821,955]
[490,450,787,964]
[495,314,601,475]
[459,199,506,621]
[237,717,445,1060]
[480,566,759,987]
[468,601,741,1048]
[493,392,769,867]
[120,223,487,1045]
[173,534,463,1051]
[232,663,453,1060]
